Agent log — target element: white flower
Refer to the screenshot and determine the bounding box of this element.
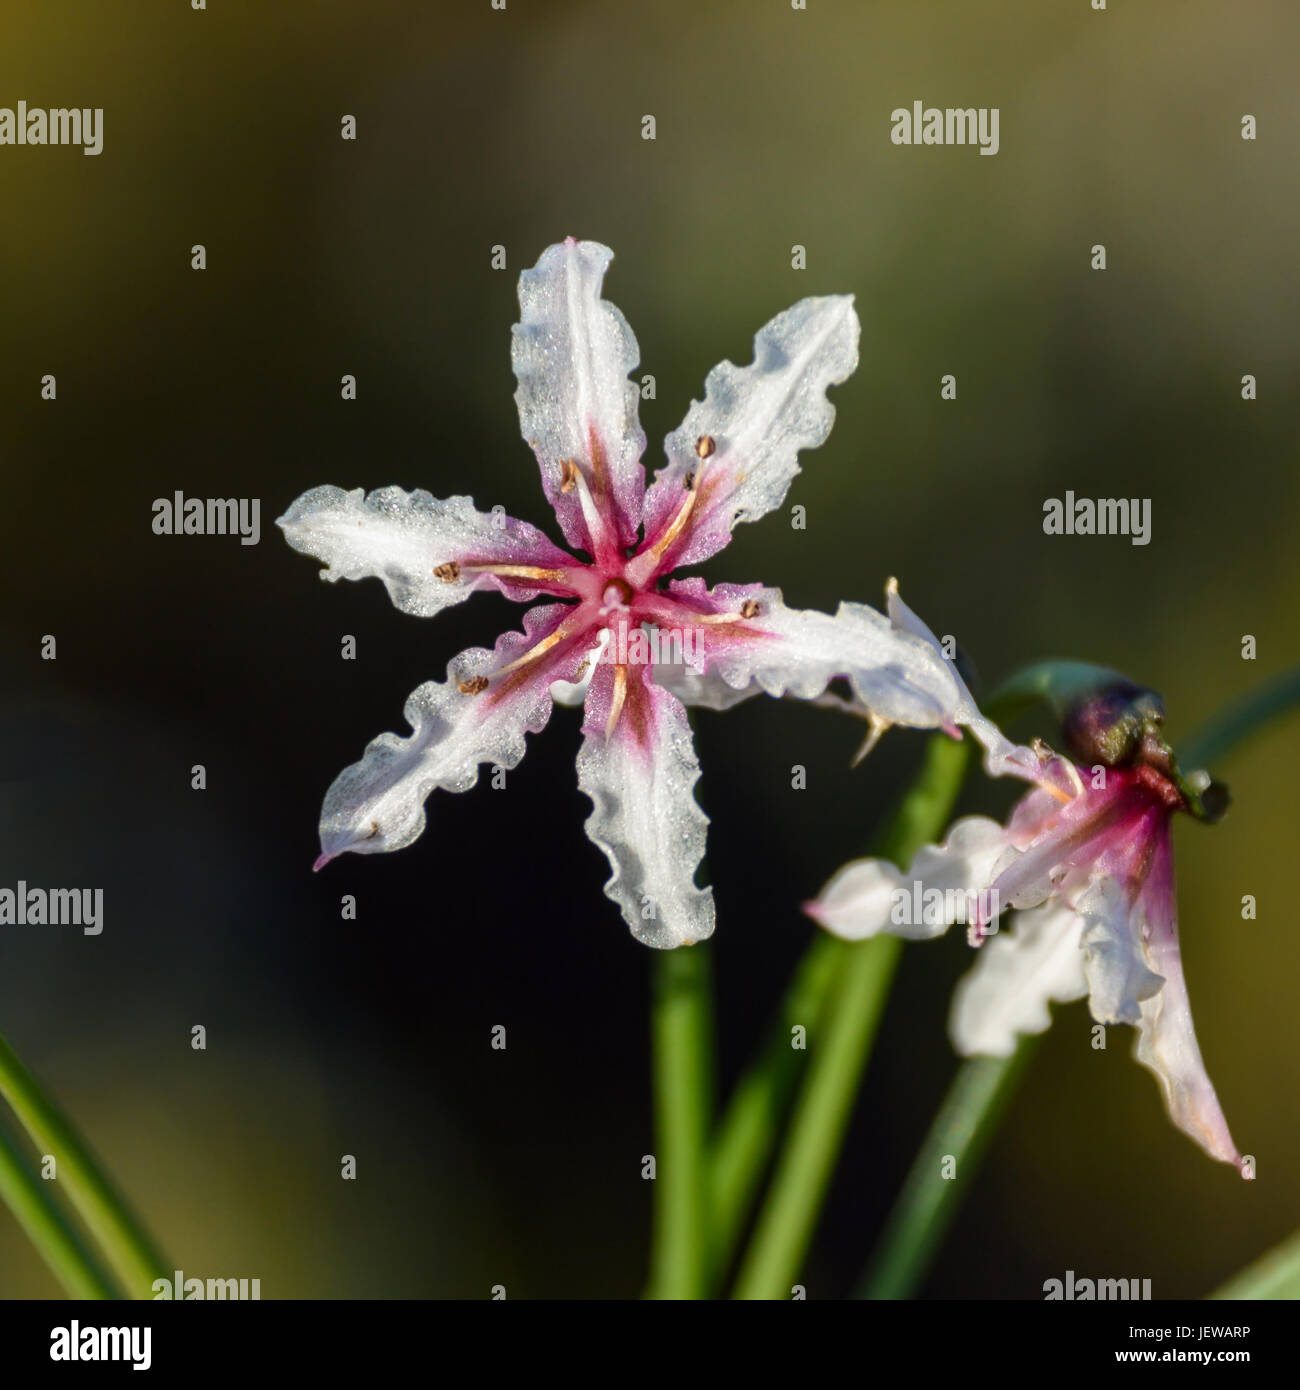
[280,239,1042,948]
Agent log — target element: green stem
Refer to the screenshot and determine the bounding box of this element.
[856,1045,1035,1299]
[0,1119,117,1299]
[982,659,1129,726]
[731,936,900,1299]
[1178,665,1300,769]
[709,933,842,1284]
[729,734,972,1300]
[1210,1229,1300,1300]
[0,1031,167,1299]
[645,944,714,1299]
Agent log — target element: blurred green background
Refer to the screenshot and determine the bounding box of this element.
[1,0,1297,1297]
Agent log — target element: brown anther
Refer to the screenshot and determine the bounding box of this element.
[695,434,716,459]
[559,459,579,494]
[434,561,460,582]
[458,675,490,696]
[367,821,381,839]
[683,471,696,492]
[739,598,761,619]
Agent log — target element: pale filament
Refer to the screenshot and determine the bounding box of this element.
[627,445,717,588]
[695,606,758,625]
[1032,740,1085,804]
[459,563,570,583]
[606,662,629,737]
[494,619,581,676]
[851,714,890,767]
[647,482,700,562]
[562,459,609,553]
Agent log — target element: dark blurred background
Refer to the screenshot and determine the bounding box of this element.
[1,0,1297,1298]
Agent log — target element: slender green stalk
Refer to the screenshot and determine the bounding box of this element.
[1178,665,1300,769]
[0,1119,117,1299]
[857,1046,1035,1299]
[731,935,901,1299]
[1210,1229,1300,1300]
[0,1031,166,1299]
[729,734,972,1299]
[981,659,1128,726]
[709,933,842,1284]
[645,943,714,1299]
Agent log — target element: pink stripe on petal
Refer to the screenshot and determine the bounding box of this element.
[576,667,714,948]
[512,240,648,556]
[988,778,1147,912]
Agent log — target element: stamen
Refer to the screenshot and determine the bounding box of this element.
[558,457,608,552]
[493,620,578,676]
[458,675,490,696]
[696,602,762,625]
[1031,738,1085,803]
[850,714,890,767]
[650,482,699,559]
[459,563,569,583]
[434,562,460,581]
[643,443,719,565]
[606,663,628,738]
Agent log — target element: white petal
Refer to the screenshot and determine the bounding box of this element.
[653,659,761,712]
[949,903,1089,1056]
[640,295,859,566]
[511,239,647,553]
[1074,875,1164,1026]
[278,486,573,616]
[674,584,981,733]
[314,606,572,864]
[884,579,1036,780]
[1130,838,1246,1171]
[1133,962,1244,1172]
[809,816,1009,941]
[576,670,714,949]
